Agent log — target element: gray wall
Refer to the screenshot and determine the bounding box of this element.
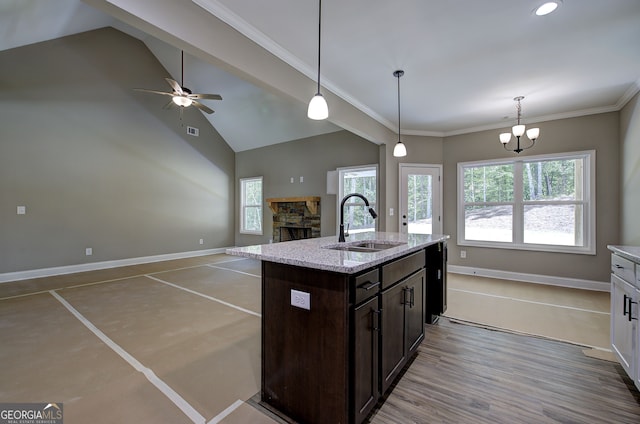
[234,130,380,246]
[442,113,620,282]
[620,92,640,245]
[0,28,235,273]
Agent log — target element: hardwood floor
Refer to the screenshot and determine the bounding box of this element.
[370,318,640,424]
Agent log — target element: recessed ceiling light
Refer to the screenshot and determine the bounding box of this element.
[535,1,560,16]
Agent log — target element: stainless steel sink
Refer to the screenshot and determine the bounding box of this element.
[323,240,405,253]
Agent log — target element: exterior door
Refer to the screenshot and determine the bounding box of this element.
[399,164,442,234]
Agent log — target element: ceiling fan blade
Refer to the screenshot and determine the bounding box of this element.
[192,101,214,114]
[165,78,183,95]
[189,93,222,101]
[134,88,174,97]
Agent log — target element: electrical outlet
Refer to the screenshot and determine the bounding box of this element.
[85,247,93,256]
[460,250,467,259]
[389,207,394,216]
[17,206,26,215]
[291,289,310,310]
[199,239,204,245]
[299,176,304,183]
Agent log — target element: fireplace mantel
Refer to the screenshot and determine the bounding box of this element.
[266,196,320,215]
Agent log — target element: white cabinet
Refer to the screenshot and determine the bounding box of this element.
[610,251,640,391]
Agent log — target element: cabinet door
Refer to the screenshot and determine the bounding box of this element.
[380,282,406,394]
[353,295,379,424]
[405,270,425,355]
[611,274,636,378]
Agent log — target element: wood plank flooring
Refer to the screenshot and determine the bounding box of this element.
[2,255,639,423]
[370,318,640,424]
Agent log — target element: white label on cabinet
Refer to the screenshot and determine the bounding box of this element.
[291,289,311,310]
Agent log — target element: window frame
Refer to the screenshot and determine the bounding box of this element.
[336,164,379,235]
[457,150,596,255]
[240,176,263,235]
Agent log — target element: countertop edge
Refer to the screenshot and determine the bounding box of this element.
[608,245,640,263]
[228,232,449,274]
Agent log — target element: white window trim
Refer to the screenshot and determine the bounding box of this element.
[240,176,263,235]
[336,164,379,235]
[457,150,596,255]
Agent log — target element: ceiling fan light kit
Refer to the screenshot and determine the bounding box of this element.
[499,96,540,154]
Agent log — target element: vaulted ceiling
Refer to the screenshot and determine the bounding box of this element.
[2,0,639,151]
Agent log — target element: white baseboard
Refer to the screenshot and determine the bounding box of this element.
[448,265,610,292]
[0,248,231,284]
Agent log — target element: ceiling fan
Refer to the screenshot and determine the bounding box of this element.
[134,50,222,114]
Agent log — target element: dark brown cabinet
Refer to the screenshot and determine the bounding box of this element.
[261,247,432,424]
[380,269,425,394]
[352,295,379,423]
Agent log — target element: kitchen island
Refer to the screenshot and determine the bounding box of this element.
[228,232,448,424]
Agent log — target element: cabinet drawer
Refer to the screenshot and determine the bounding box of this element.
[352,268,380,305]
[612,254,635,283]
[381,250,424,290]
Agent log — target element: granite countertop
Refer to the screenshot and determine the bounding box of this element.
[227,231,449,274]
[608,245,640,263]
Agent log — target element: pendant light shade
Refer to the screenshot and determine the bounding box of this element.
[308,0,328,120]
[393,141,407,157]
[393,70,407,158]
[308,93,328,120]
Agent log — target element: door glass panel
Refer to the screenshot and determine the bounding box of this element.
[407,174,433,234]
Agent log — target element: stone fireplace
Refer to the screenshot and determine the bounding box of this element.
[267,196,321,242]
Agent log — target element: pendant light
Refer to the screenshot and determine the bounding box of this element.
[307,0,328,120]
[393,70,407,157]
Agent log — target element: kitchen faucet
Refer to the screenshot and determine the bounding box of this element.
[339,193,377,242]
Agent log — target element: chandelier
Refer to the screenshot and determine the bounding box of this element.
[499,96,540,154]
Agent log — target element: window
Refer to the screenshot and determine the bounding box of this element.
[337,165,378,234]
[240,177,263,235]
[457,151,595,254]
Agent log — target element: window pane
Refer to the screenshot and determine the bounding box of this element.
[343,204,376,232]
[524,204,583,246]
[522,159,582,201]
[464,164,514,203]
[465,205,512,242]
[244,206,262,232]
[244,180,262,205]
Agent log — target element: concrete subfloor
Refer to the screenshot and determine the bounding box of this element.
[0,254,613,423]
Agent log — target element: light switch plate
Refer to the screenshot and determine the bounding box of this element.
[291,289,310,310]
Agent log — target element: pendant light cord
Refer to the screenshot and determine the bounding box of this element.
[181,50,184,87]
[397,73,401,142]
[316,0,322,94]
